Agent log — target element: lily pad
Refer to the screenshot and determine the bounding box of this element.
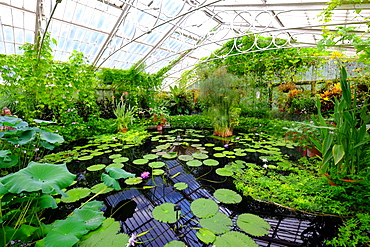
[203,159,219,166]
[199,212,233,234]
[214,189,242,204]
[106,163,124,169]
[191,198,218,218]
[196,228,216,244]
[152,203,177,223]
[61,188,91,203]
[174,182,188,190]
[143,154,158,160]
[236,213,270,236]
[91,183,114,194]
[192,152,208,160]
[213,153,226,158]
[132,159,149,165]
[77,155,94,161]
[216,168,233,177]
[178,155,194,162]
[125,177,143,185]
[109,154,122,159]
[148,161,166,168]
[164,240,187,247]
[204,143,215,147]
[87,164,106,171]
[152,169,164,176]
[186,160,202,167]
[214,231,257,247]
[162,152,178,159]
[213,147,225,151]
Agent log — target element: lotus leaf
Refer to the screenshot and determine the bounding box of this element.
[79,218,129,246]
[215,168,233,177]
[40,130,64,144]
[214,189,242,204]
[61,188,91,203]
[0,162,75,195]
[91,183,114,194]
[196,228,216,244]
[133,158,149,165]
[192,152,208,160]
[164,240,187,247]
[174,182,188,190]
[152,169,164,176]
[152,203,178,223]
[191,198,218,218]
[162,152,178,159]
[102,173,121,190]
[213,231,257,247]
[148,161,166,168]
[43,217,88,247]
[178,155,193,161]
[203,159,219,166]
[236,213,270,236]
[105,167,135,179]
[125,177,143,185]
[106,163,124,169]
[87,164,106,171]
[72,208,105,231]
[143,154,158,160]
[38,194,58,209]
[0,154,19,168]
[199,212,232,234]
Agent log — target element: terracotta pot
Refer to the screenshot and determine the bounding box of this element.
[306,147,321,157]
[119,127,128,133]
[156,124,163,131]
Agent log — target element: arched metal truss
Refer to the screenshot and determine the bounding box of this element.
[0,0,369,87]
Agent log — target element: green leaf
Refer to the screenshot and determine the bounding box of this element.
[124,177,143,185]
[61,188,91,203]
[87,164,106,171]
[214,231,257,247]
[216,168,233,176]
[113,157,129,163]
[40,130,64,144]
[102,173,121,190]
[72,208,105,231]
[332,144,345,166]
[191,198,218,218]
[132,158,149,165]
[0,162,76,195]
[186,160,202,167]
[196,228,216,244]
[199,212,232,234]
[203,159,219,166]
[192,152,209,159]
[152,203,178,223]
[38,194,58,209]
[91,183,114,194]
[0,154,19,168]
[174,182,188,190]
[164,240,187,247]
[152,169,164,176]
[105,167,135,179]
[236,213,270,236]
[162,152,178,159]
[143,154,158,160]
[178,155,194,161]
[148,161,166,168]
[214,189,242,204]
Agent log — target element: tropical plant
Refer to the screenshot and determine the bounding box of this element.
[198,68,242,137]
[149,106,169,126]
[310,65,370,175]
[113,102,137,132]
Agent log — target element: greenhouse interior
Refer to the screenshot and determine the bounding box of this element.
[1,0,370,246]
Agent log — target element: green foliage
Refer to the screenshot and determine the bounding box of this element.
[113,101,137,131]
[167,115,212,129]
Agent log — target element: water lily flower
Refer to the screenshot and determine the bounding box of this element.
[224,144,229,148]
[263,164,268,169]
[141,171,150,179]
[126,233,137,247]
[262,158,268,163]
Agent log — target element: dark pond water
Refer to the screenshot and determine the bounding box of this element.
[43,128,341,247]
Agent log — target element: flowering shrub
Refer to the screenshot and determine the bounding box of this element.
[318,82,342,112]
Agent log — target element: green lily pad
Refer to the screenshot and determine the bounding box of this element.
[214,231,257,247]
[196,228,216,244]
[174,182,188,190]
[199,212,232,234]
[216,168,233,176]
[203,159,219,166]
[213,147,225,151]
[186,160,202,167]
[143,154,158,160]
[132,159,149,165]
[178,155,194,162]
[61,188,91,203]
[87,164,106,171]
[214,189,242,204]
[152,203,177,223]
[148,161,166,168]
[192,153,209,160]
[236,213,270,236]
[113,157,129,163]
[235,152,247,156]
[213,153,226,158]
[108,154,122,159]
[77,155,94,161]
[90,151,105,156]
[164,240,187,247]
[191,144,202,147]
[191,198,218,218]
[124,177,143,185]
[204,143,215,147]
[106,163,124,169]
[91,183,114,194]
[152,169,164,176]
[162,152,178,159]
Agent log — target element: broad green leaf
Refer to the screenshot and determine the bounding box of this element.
[152,203,178,223]
[102,173,121,190]
[38,194,58,209]
[72,208,105,231]
[152,169,164,176]
[148,161,166,168]
[214,231,257,247]
[178,155,194,161]
[191,198,218,218]
[196,228,216,244]
[61,188,91,203]
[332,144,345,166]
[214,189,242,204]
[192,152,208,159]
[199,212,232,234]
[0,154,19,168]
[236,213,270,236]
[105,167,135,179]
[91,183,114,194]
[87,164,106,171]
[132,158,149,165]
[164,240,187,247]
[186,160,202,167]
[174,182,188,190]
[216,168,233,177]
[124,177,143,185]
[40,130,64,144]
[203,159,219,166]
[143,154,158,160]
[162,152,178,159]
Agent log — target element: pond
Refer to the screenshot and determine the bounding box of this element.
[41,128,340,246]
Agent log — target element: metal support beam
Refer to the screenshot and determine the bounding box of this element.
[34,0,43,45]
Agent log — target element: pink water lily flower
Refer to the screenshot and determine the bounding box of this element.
[141,171,150,179]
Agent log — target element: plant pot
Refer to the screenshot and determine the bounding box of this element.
[119,127,128,133]
[306,146,321,158]
[156,124,163,131]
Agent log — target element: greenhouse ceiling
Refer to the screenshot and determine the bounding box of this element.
[1,0,369,87]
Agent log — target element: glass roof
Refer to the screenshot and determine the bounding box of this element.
[1,0,369,87]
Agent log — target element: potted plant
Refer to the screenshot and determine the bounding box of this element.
[150,106,169,131]
[113,102,136,132]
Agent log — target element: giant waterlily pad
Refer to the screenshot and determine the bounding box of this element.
[192,153,208,160]
[148,161,166,168]
[196,228,215,244]
[0,162,75,195]
[213,231,257,247]
[214,189,242,204]
[186,160,202,167]
[133,159,149,165]
[191,198,218,218]
[199,212,232,234]
[61,188,91,203]
[236,213,270,236]
[125,177,143,185]
[203,159,219,166]
[178,155,193,162]
[152,203,178,223]
[87,164,106,171]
